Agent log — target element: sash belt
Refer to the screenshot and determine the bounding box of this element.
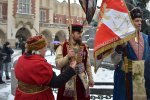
[121,60,132,73]
[18,81,49,94]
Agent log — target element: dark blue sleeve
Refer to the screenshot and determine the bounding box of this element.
[148,34,150,46]
[144,55,150,99]
[8,47,14,54]
[49,67,76,88]
[142,33,150,59]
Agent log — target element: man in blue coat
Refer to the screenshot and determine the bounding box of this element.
[111,7,150,100]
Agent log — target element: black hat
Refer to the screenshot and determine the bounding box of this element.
[130,7,143,19]
[5,41,10,46]
[68,24,83,33]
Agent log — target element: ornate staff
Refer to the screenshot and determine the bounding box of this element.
[68,0,72,42]
[67,1,77,100]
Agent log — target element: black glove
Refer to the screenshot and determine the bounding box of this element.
[115,45,124,54]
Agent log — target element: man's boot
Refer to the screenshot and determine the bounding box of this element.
[0,77,5,84]
[6,76,10,80]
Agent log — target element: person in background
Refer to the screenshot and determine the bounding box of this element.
[2,41,14,80]
[0,45,7,84]
[50,44,55,56]
[14,35,77,100]
[55,24,94,100]
[21,41,26,54]
[15,39,19,49]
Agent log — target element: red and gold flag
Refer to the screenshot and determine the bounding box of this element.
[94,0,136,72]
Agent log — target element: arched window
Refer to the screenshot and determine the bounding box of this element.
[18,0,31,14]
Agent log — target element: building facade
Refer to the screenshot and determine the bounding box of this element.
[0,0,7,45]
[0,0,87,47]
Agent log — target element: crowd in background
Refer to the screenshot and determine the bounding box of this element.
[0,41,14,84]
[0,37,58,85]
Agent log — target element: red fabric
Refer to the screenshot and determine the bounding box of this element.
[62,42,68,57]
[101,0,128,13]
[57,76,90,100]
[94,23,120,52]
[14,54,54,100]
[57,42,89,100]
[94,0,134,71]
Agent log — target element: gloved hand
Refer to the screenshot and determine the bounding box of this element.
[115,44,126,54]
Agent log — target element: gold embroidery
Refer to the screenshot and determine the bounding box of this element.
[94,33,136,72]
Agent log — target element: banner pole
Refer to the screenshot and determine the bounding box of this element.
[68,1,77,100]
[68,0,72,42]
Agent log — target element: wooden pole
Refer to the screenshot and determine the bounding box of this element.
[68,1,77,100]
[138,31,140,59]
[68,0,72,42]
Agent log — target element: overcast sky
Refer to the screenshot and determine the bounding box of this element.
[57,0,102,6]
[57,0,150,10]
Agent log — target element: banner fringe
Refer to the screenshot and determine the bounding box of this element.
[94,33,136,73]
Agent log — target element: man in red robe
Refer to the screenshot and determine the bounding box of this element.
[15,35,77,100]
[55,24,94,100]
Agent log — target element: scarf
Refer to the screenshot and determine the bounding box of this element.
[129,32,144,60]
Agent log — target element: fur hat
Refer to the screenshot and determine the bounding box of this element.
[130,7,143,19]
[26,35,47,51]
[68,24,83,33]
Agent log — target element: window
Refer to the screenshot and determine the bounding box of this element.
[40,10,46,22]
[0,4,2,18]
[18,0,31,14]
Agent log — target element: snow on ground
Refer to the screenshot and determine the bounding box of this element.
[0,49,114,100]
[92,67,114,83]
[45,50,114,84]
[11,49,21,65]
[45,50,56,67]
